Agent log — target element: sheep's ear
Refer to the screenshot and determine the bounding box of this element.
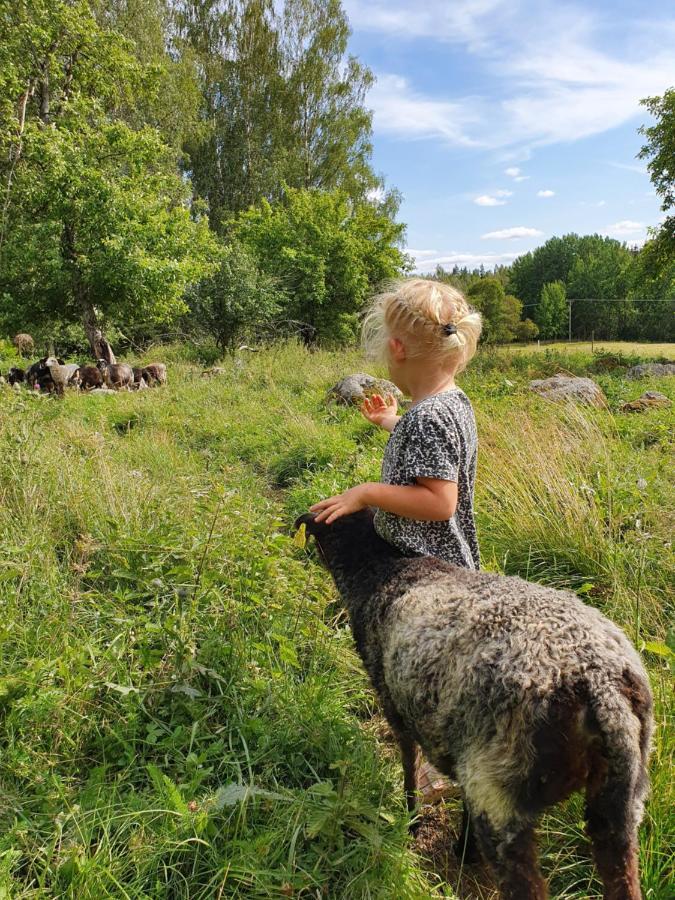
[293,512,320,538]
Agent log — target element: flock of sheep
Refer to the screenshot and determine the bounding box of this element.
[2,335,166,396]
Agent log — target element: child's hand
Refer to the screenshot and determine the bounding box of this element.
[360,393,399,431]
[310,484,373,524]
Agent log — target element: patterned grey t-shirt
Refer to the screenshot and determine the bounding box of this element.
[374,389,480,569]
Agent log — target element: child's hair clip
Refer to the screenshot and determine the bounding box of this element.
[442,323,458,336]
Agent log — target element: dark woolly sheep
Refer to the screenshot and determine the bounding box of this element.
[7,367,25,386]
[132,367,148,390]
[295,510,653,900]
[76,365,104,391]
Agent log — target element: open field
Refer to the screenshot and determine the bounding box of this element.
[0,341,672,898]
[501,341,675,357]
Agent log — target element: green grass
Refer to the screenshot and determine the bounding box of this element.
[0,340,672,898]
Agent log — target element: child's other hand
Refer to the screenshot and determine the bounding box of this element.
[360,393,398,430]
[310,484,373,524]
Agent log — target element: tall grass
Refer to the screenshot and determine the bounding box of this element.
[0,340,672,898]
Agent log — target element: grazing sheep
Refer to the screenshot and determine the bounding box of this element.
[96,359,133,390]
[47,361,81,395]
[141,363,167,386]
[12,333,34,356]
[25,357,64,393]
[295,510,653,900]
[7,367,25,386]
[76,365,104,391]
[132,367,149,390]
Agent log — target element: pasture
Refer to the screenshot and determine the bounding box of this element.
[0,341,672,898]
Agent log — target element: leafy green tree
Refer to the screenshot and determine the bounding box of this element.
[280,0,378,199]
[639,88,675,254]
[233,187,407,342]
[536,281,567,339]
[514,318,539,342]
[188,240,283,349]
[175,0,381,225]
[0,0,218,359]
[467,277,522,342]
[627,238,675,341]
[508,234,633,339]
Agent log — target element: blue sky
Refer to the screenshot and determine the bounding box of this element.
[342,0,675,271]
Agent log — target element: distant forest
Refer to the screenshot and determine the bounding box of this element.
[1,1,673,354]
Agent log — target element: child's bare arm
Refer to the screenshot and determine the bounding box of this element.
[310,477,457,525]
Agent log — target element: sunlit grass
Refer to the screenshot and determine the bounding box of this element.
[0,339,672,897]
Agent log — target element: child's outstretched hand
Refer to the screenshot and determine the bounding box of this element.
[360,393,399,432]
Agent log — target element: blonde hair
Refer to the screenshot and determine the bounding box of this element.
[361,278,482,374]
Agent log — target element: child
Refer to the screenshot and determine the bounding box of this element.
[310,278,482,802]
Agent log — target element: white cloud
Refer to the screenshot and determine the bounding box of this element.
[608,162,648,175]
[604,220,645,236]
[496,189,513,197]
[407,248,520,271]
[537,189,555,197]
[349,3,675,151]
[406,248,439,258]
[505,167,521,177]
[343,1,505,49]
[481,226,544,240]
[474,194,506,206]
[367,74,481,146]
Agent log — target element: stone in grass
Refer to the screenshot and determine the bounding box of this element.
[626,362,675,378]
[326,373,403,407]
[529,373,608,408]
[620,391,672,413]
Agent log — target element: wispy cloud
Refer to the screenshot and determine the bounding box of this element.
[367,74,482,146]
[350,2,675,152]
[407,247,521,271]
[608,162,648,175]
[505,166,529,181]
[604,219,646,236]
[537,189,555,197]
[474,188,513,205]
[481,226,544,239]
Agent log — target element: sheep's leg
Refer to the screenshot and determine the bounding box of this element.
[398,733,417,816]
[454,800,480,864]
[585,786,642,900]
[471,812,546,900]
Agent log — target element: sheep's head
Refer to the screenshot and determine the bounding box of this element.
[293,509,382,568]
[96,359,108,371]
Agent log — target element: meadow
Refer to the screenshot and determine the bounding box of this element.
[0,340,672,899]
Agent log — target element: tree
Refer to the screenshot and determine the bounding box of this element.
[639,88,675,254]
[467,278,522,342]
[508,234,634,339]
[233,186,407,342]
[188,240,282,349]
[627,238,675,342]
[536,281,567,339]
[175,0,381,225]
[0,0,218,358]
[514,318,539,342]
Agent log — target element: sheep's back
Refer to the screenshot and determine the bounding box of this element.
[380,565,646,764]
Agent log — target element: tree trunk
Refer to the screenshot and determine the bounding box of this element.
[61,222,116,364]
[80,295,116,365]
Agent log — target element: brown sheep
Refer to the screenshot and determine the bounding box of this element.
[76,365,104,391]
[142,363,167,386]
[97,359,134,390]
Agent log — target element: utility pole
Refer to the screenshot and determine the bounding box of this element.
[568,299,572,343]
